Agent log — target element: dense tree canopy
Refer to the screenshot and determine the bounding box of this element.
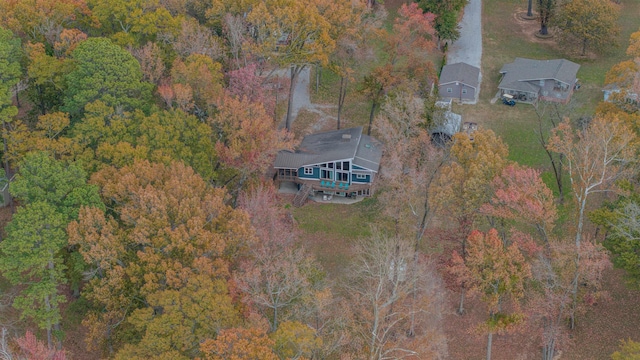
[63,37,153,117]
[556,0,620,55]
[68,160,254,356]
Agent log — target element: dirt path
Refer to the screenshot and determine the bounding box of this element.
[283,66,337,131]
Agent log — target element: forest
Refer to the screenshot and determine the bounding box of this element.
[0,0,639,359]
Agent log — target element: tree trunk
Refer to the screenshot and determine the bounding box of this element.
[581,38,587,56]
[556,157,564,203]
[285,65,304,131]
[527,0,533,16]
[540,23,548,35]
[37,84,47,116]
[367,101,377,136]
[570,197,586,329]
[274,75,279,123]
[316,64,320,94]
[14,84,21,108]
[273,305,279,331]
[458,285,466,314]
[2,120,13,212]
[543,331,556,360]
[337,76,347,130]
[487,331,493,360]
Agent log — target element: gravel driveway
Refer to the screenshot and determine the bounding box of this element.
[446,0,483,69]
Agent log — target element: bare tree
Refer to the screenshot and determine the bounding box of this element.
[235,184,317,331]
[534,100,578,203]
[347,228,448,360]
[548,115,638,329]
[171,19,224,60]
[129,42,166,86]
[223,14,247,69]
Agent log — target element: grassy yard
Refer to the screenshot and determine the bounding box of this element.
[290,197,381,278]
[476,0,640,167]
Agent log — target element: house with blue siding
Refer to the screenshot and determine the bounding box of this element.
[273,127,382,199]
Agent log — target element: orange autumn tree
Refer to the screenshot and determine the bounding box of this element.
[362,3,436,134]
[210,95,293,194]
[450,229,531,360]
[0,0,93,44]
[68,160,255,357]
[247,0,335,130]
[198,326,278,360]
[481,164,557,245]
[603,27,640,114]
[431,129,509,314]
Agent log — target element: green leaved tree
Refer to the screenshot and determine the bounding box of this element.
[0,151,103,342]
[0,27,21,177]
[63,37,153,118]
[556,0,620,56]
[0,201,67,348]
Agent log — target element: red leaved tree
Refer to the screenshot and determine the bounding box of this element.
[210,95,293,194]
[0,329,67,360]
[450,229,531,360]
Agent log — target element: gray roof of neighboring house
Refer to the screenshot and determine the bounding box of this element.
[439,62,481,89]
[499,58,580,91]
[274,127,383,172]
[431,111,462,137]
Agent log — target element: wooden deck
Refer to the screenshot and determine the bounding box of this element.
[274,174,373,194]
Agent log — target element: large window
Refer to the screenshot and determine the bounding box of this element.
[343,161,350,171]
[337,172,349,182]
[321,169,333,180]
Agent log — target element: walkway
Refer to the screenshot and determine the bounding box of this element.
[446,0,483,69]
[281,66,337,130]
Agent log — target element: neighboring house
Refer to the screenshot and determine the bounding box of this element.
[603,83,639,106]
[273,127,382,200]
[498,58,580,104]
[438,62,481,104]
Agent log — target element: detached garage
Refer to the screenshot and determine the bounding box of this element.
[438,62,480,104]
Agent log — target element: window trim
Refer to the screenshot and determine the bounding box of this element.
[303,167,313,175]
[356,174,367,180]
[446,88,452,93]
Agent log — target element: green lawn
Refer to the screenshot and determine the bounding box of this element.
[465,0,640,172]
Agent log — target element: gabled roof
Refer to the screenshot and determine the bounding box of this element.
[499,58,580,90]
[274,127,383,172]
[439,62,481,89]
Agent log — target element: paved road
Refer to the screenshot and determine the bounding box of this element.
[446,0,482,69]
[289,67,311,123]
[282,66,337,129]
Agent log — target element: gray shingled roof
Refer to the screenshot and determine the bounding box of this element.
[274,127,382,172]
[353,134,382,172]
[498,58,580,91]
[439,62,480,89]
